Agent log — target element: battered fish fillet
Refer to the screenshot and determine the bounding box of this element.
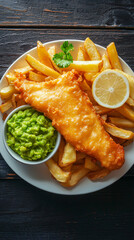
[14,70,124,170]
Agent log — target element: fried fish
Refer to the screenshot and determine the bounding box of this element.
[14,70,124,170]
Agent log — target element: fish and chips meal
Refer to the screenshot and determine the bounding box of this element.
[0,37,134,187]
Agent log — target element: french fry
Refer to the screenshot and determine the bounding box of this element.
[29,71,47,82]
[0,100,13,113]
[84,156,100,171]
[52,149,59,163]
[37,41,53,68]
[84,73,98,86]
[65,60,102,73]
[11,93,26,108]
[84,72,95,84]
[62,167,89,187]
[126,97,134,107]
[46,158,70,183]
[84,72,92,81]
[59,143,76,167]
[101,114,107,121]
[3,113,8,121]
[76,46,89,61]
[109,117,134,128]
[117,104,134,122]
[71,164,84,172]
[123,74,134,100]
[11,93,19,108]
[115,69,134,100]
[14,65,32,74]
[112,136,126,145]
[45,76,55,81]
[16,99,26,107]
[122,139,134,147]
[76,152,87,161]
[104,122,134,139]
[101,53,112,71]
[11,92,26,108]
[0,85,17,100]
[58,137,66,167]
[79,80,96,104]
[26,54,60,79]
[94,105,111,115]
[62,164,72,172]
[107,42,122,70]
[48,46,62,74]
[88,168,110,181]
[6,72,17,84]
[107,110,124,118]
[75,158,85,165]
[84,37,101,60]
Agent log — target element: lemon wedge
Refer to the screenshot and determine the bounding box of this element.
[92,69,129,109]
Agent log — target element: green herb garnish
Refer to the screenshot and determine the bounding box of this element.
[53,41,74,68]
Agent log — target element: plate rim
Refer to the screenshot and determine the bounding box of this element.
[0,39,134,195]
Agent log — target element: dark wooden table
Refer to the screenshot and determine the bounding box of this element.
[0,1,134,239]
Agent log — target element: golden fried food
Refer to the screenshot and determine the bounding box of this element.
[88,168,110,180]
[14,70,124,171]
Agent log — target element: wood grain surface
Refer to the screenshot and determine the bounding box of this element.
[0,179,134,239]
[0,28,134,76]
[0,0,134,239]
[0,0,134,27]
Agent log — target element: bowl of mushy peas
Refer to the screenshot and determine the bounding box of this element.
[3,105,61,165]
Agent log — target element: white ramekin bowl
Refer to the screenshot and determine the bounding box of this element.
[3,105,61,165]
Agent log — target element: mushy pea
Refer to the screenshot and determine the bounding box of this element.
[6,108,57,161]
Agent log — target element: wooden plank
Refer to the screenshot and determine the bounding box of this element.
[0,28,134,78]
[0,178,134,239]
[0,28,134,178]
[0,0,134,27]
[0,154,19,179]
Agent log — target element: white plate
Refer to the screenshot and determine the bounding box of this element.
[0,39,134,195]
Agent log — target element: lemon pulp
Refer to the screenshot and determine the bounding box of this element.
[92,70,129,109]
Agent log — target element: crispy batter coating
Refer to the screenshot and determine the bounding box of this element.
[14,70,124,170]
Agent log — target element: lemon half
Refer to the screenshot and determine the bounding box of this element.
[92,69,129,109]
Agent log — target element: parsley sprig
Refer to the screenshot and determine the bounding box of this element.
[53,41,74,68]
